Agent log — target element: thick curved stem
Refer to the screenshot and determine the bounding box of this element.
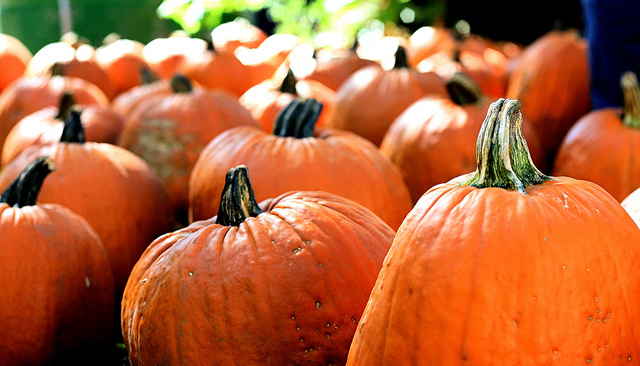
[60,108,86,144]
[216,165,263,227]
[0,156,56,208]
[272,98,323,139]
[460,98,551,193]
[622,71,640,129]
[56,92,76,121]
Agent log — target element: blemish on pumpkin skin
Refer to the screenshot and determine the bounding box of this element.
[316,301,321,308]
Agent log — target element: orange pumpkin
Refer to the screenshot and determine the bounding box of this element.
[210,19,268,53]
[142,34,206,80]
[506,29,590,169]
[123,165,394,365]
[553,71,640,201]
[0,111,172,293]
[0,33,32,92]
[95,36,149,97]
[118,74,259,223]
[380,72,543,203]
[347,99,640,365]
[190,97,412,230]
[326,46,448,146]
[298,46,380,91]
[0,156,114,365]
[110,67,172,119]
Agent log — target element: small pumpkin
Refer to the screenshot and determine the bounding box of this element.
[347,98,640,365]
[0,110,173,293]
[123,165,394,365]
[190,97,413,230]
[326,46,448,146]
[0,156,115,365]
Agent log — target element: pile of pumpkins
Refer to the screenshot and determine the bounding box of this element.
[2,18,640,365]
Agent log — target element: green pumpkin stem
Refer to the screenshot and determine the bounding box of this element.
[171,74,193,94]
[56,92,76,120]
[279,68,298,95]
[272,97,323,139]
[446,72,483,106]
[60,108,86,144]
[216,165,263,227]
[0,156,56,208]
[393,46,410,69]
[460,98,551,193]
[622,71,640,128]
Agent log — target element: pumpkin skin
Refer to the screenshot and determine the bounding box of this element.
[0,157,115,365]
[190,98,413,230]
[122,166,394,365]
[95,37,149,97]
[110,69,172,119]
[553,71,640,202]
[118,75,259,221]
[506,29,590,169]
[380,73,544,203]
[0,112,172,293]
[299,47,380,91]
[326,46,448,146]
[347,99,640,365]
[0,72,109,154]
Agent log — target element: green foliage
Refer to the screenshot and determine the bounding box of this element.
[157,0,446,47]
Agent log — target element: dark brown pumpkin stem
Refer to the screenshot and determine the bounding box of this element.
[393,46,410,69]
[171,74,193,94]
[0,156,56,208]
[622,71,640,128]
[140,66,160,85]
[446,72,483,106]
[206,38,216,52]
[50,62,66,77]
[460,98,551,193]
[56,92,76,120]
[216,165,263,227]
[60,108,86,144]
[273,97,323,139]
[279,68,298,95]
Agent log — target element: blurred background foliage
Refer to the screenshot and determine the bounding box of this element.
[157,0,583,47]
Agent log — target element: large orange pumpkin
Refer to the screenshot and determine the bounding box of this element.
[506,29,590,170]
[123,165,394,365]
[0,156,114,365]
[0,111,173,293]
[326,46,448,146]
[190,97,413,230]
[0,33,32,92]
[118,74,259,222]
[347,98,640,365]
[553,71,640,202]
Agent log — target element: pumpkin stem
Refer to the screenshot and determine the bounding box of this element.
[460,98,551,193]
[216,165,263,227]
[279,68,298,95]
[0,156,56,208]
[56,92,76,120]
[206,38,216,52]
[50,62,66,77]
[139,66,160,85]
[272,97,323,139]
[171,74,193,94]
[622,71,640,128]
[393,46,410,69]
[446,72,483,106]
[60,108,86,144]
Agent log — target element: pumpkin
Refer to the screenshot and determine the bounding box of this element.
[506,29,590,170]
[0,110,173,293]
[406,26,457,67]
[142,34,206,80]
[326,45,448,146]
[240,67,336,132]
[117,74,259,223]
[380,72,544,203]
[346,98,640,365]
[298,45,380,91]
[190,97,413,230]
[0,156,115,365]
[95,35,149,97]
[110,67,172,119]
[210,18,268,53]
[122,165,394,365]
[0,33,32,92]
[553,71,640,202]
[0,65,109,154]
[25,32,115,99]
[1,92,125,167]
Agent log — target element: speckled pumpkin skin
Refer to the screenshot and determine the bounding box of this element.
[122,190,395,365]
[347,176,640,365]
